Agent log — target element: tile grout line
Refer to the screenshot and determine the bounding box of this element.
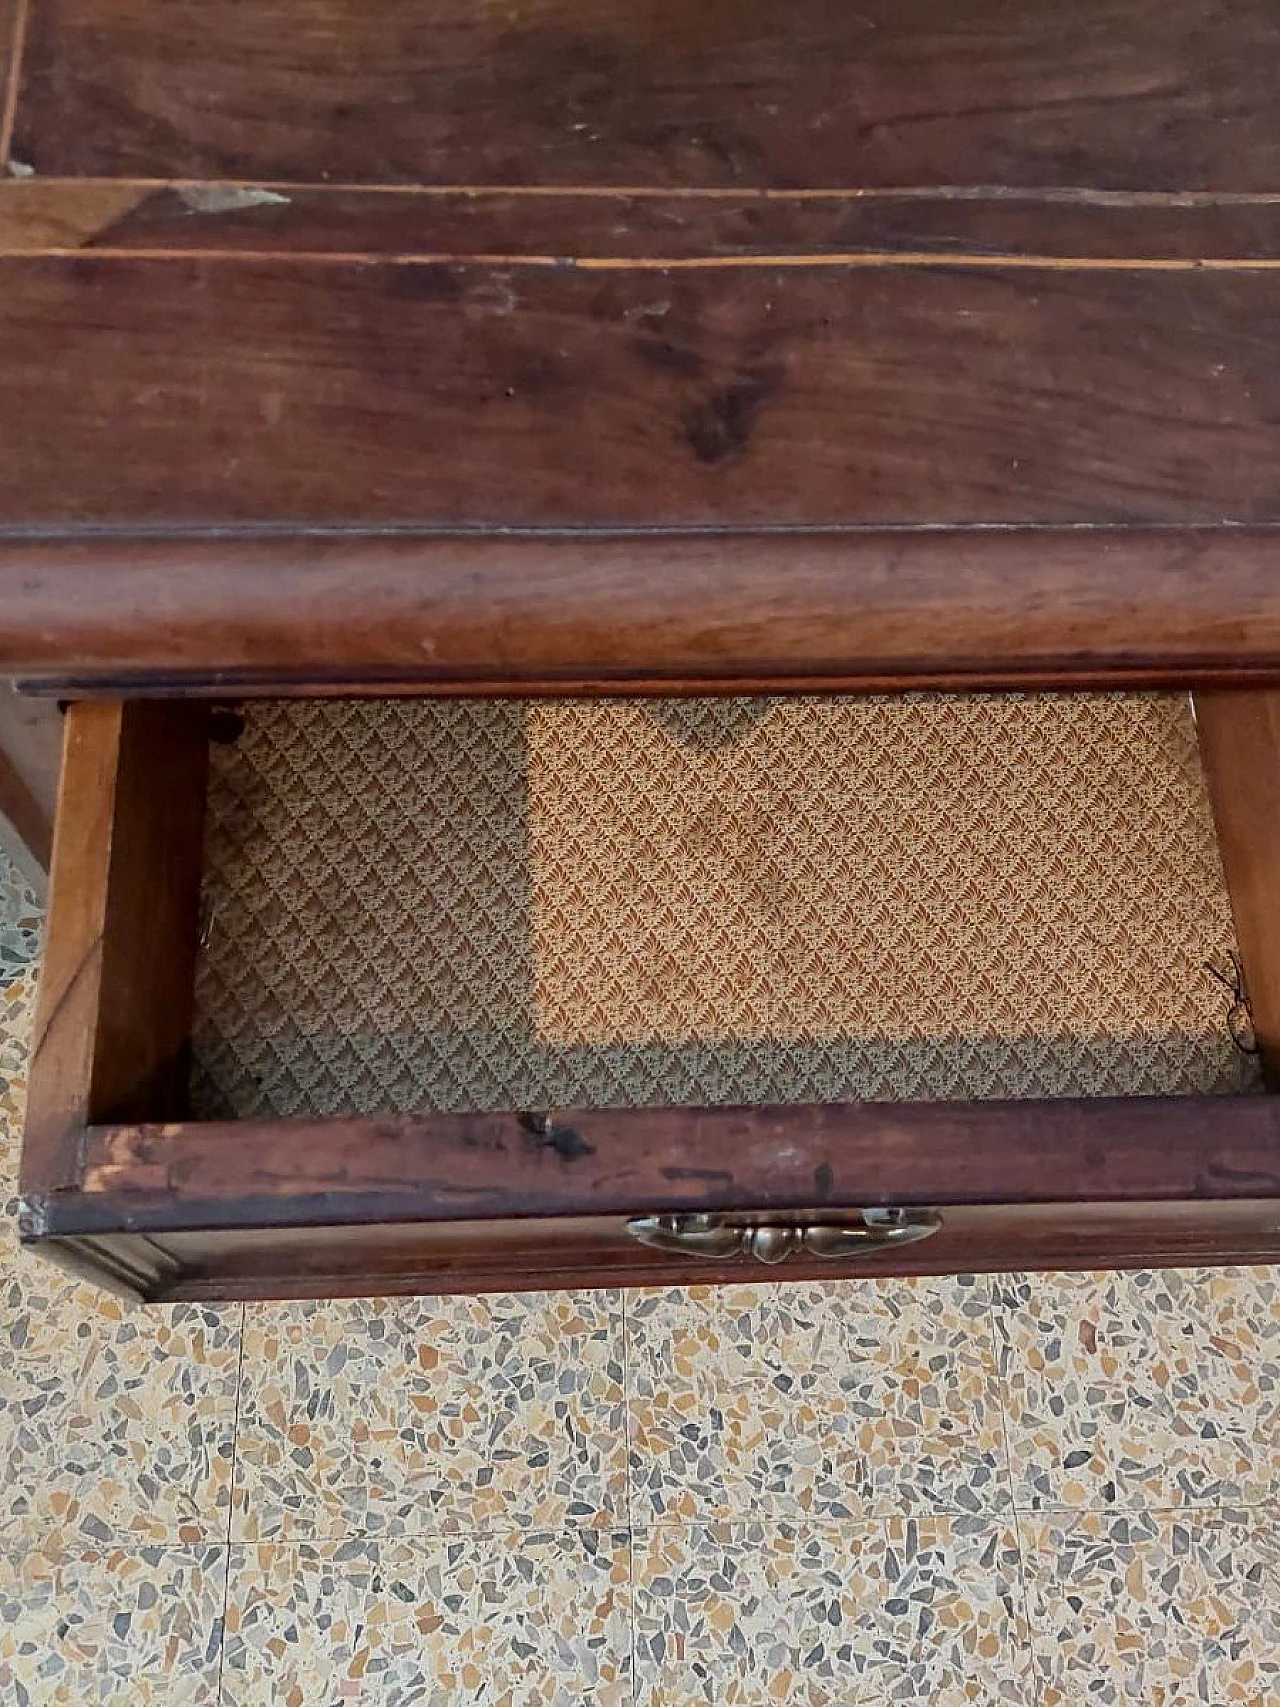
[984,1273,1045,1707]
[157,1498,1274,1550]
[215,1300,248,1707]
[619,1286,640,1707]
[0,0,31,169]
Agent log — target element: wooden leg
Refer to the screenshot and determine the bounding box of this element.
[1193,690,1280,1088]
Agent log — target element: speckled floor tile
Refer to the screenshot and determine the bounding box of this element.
[994,1267,1280,1510]
[0,981,34,1192]
[234,1290,627,1540]
[0,1278,242,1547]
[0,853,40,1195]
[0,851,40,993]
[1022,1509,1280,1705]
[222,1529,631,1705]
[0,867,241,1550]
[632,1516,1030,1706]
[627,1278,1009,1522]
[0,1544,227,1705]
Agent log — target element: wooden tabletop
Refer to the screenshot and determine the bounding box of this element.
[4,0,1280,691]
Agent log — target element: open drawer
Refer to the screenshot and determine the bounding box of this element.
[17,692,1280,1301]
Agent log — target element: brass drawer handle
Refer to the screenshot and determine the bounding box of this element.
[626,1209,942,1265]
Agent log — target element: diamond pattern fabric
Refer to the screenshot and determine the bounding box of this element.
[191,693,1252,1116]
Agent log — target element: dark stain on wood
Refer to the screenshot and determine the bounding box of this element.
[4,257,1280,529]
[518,1111,595,1163]
[633,331,705,382]
[63,1094,1280,1225]
[682,364,780,465]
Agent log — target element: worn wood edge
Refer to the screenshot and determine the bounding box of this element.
[23,1210,1280,1302]
[42,1096,1280,1236]
[149,1218,1280,1302]
[10,182,1280,260]
[24,1197,1280,1301]
[11,248,1280,271]
[15,180,1280,201]
[152,1243,1280,1302]
[19,702,123,1195]
[7,527,1280,689]
[1193,690,1280,1089]
[10,1220,171,1301]
[22,665,1280,702]
[0,0,31,168]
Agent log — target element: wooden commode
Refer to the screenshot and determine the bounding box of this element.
[4,0,1280,1297]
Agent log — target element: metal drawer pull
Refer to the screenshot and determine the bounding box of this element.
[626,1209,942,1265]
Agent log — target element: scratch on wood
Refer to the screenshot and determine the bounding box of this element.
[660,1165,736,1187]
[177,184,291,215]
[31,932,102,1059]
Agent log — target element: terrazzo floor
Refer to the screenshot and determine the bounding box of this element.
[1,846,1278,1704]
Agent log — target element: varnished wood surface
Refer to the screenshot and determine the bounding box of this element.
[72,1096,1280,1232]
[0,0,20,169]
[1194,691,1280,1089]
[36,1201,1280,1302]
[12,6,1280,1301]
[9,180,1280,262]
[3,3,1280,680]
[20,702,208,1196]
[22,703,129,1194]
[12,0,1280,190]
[3,256,1280,531]
[7,528,1280,693]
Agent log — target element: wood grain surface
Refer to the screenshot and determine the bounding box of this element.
[144,1200,1280,1300]
[7,528,1280,692]
[9,180,1280,262]
[1,3,1280,683]
[3,255,1280,530]
[11,0,1280,189]
[76,1097,1280,1228]
[0,0,21,168]
[20,701,209,1196]
[1194,690,1280,1089]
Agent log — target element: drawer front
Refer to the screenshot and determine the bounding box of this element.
[142,1202,1280,1302]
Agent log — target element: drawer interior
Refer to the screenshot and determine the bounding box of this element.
[191,692,1254,1119]
[19,688,1280,1302]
